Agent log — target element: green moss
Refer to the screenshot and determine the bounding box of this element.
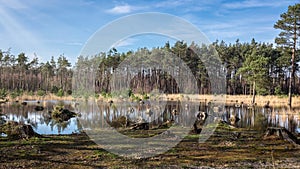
[51,105,76,122]
[0,126,299,168]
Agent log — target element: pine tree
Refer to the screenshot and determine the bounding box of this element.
[274,3,300,107]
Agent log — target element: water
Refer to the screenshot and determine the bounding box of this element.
[0,100,81,135]
[223,105,300,134]
[0,100,299,136]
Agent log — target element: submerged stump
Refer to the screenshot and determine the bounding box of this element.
[50,105,77,122]
[34,106,44,111]
[0,121,40,139]
[131,122,149,130]
[110,116,127,128]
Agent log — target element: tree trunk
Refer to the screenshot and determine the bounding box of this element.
[252,81,255,104]
[288,26,296,108]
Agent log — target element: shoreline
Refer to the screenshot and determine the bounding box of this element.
[4,93,300,108]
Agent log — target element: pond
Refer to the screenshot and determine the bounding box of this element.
[223,105,300,134]
[0,100,299,136]
[0,100,81,135]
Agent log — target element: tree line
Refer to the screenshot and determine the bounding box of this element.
[0,3,299,101]
[0,50,72,98]
[0,38,299,98]
[74,39,299,96]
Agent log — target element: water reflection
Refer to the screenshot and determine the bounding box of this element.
[1,100,299,136]
[223,105,300,134]
[0,101,81,135]
[77,100,199,130]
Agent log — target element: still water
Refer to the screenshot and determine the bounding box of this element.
[0,100,81,135]
[0,100,299,135]
[224,105,300,134]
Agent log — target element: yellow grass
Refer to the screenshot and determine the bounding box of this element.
[155,94,300,107]
[8,94,74,102]
[6,93,300,108]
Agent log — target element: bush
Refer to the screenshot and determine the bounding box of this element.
[128,89,133,97]
[0,88,7,99]
[66,90,72,95]
[131,94,140,102]
[143,94,149,100]
[10,91,19,99]
[51,86,59,94]
[37,89,46,96]
[28,91,34,96]
[256,87,268,96]
[101,91,112,98]
[275,86,284,95]
[101,91,107,97]
[56,89,64,97]
[18,89,23,96]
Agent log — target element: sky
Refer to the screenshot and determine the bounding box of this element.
[0,0,299,64]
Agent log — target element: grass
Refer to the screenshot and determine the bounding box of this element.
[7,93,74,102]
[158,94,300,108]
[0,124,299,168]
[4,93,300,108]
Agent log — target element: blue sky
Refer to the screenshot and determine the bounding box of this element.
[0,0,298,64]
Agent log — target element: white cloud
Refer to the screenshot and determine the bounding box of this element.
[207,30,241,39]
[105,0,219,15]
[223,0,294,9]
[154,0,186,8]
[65,42,83,46]
[111,38,137,48]
[106,4,134,14]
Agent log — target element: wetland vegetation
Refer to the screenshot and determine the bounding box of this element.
[0,3,300,168]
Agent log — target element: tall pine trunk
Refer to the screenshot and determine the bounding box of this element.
[252,81,255,105]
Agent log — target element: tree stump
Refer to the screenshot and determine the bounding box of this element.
[0,121,40,139]
[131,122,149,130]
[264,127,284,140]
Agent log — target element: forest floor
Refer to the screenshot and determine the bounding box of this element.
[0,123,299,169]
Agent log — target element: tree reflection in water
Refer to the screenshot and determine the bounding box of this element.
[0,101,79,135]
[0,100,299,135]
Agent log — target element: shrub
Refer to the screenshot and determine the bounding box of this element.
[37,89,46,96]
[10,91,19,99]
[51,86,59,94]
[101,91,112,98]
[275,86,284,95]
[143,94,149,100]
[66,90,72,95]
[0,88,7,99]
[17,89,23,96]
[101,91,107,97]
[10,89,23,99]
[128,89,133,97]
[56,89,64,97]
[28,91,34,96]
